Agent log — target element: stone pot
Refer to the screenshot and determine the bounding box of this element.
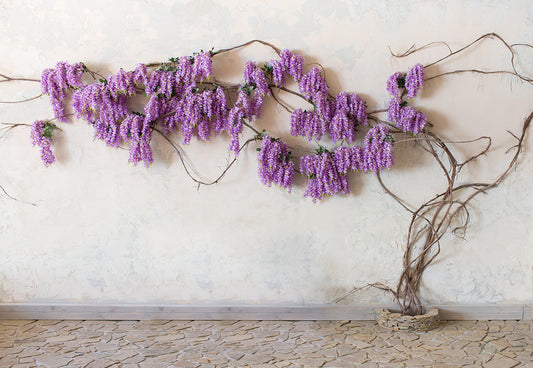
[375,308,439,331]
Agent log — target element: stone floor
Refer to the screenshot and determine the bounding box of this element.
[0,319,532,368]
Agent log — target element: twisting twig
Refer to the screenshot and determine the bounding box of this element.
[153,127,255,187]
[0,93,44,104]
[212,39,281,56]
[0,73,40,83]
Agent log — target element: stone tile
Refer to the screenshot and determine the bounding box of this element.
[0,319,532,367]
[484,355,521,368]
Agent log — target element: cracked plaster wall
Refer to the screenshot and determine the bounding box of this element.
[0,0,532,306]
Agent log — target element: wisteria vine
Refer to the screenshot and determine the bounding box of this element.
[1,33,532,316]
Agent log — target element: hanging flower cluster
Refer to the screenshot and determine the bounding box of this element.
[271,50,369,144]
[30,120,56,167]
[299,125,393,201]
[257,134,294,191]
[41,62,85,122]
[386,64,427,134]
[30,46,425,201]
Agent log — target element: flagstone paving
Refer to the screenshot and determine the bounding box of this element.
[0,319,532,367]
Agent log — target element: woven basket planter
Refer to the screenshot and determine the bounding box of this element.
[375,308,440,331]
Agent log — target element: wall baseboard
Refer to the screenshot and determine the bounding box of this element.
[0,303,531,320]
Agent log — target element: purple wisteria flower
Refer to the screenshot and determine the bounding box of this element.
[41,61,85,122]
[387,64,427,134]
[269,60,286,86]
[300,152,350,202]
[397,106,427,134]
[30,120,56,167]
[299,124,394,201]
[363,125,394,172]
[280,49,304,82]
[405,63,425,99]
[243,61,270,97]
[193,51,214,81]
[257,135,294,191]
[119,114,153,167]
[299,66,328,99]
[108,69,136,98]
[329,92,368,143]
[72,82,128,147]
[386,71,404,97]
[290,109,327,141]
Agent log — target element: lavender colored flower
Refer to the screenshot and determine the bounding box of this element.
[243,61,270,97]
[363,125,394,172]
[176,56,195,92]
[387,96,401,123]
[41,63,67,122]
[252,68,270,96]
[212,86,228,134]
[270,59,286,86]
[193,51,213,81]
[108,68,136,98]
[398,106,427,134]
[65,62,85,88]
[312,91,334,123]
[243,61,256,84]
[335,92,368,124]
[330,111,355,143]
[333,146,365,174]
[300,152,350,202]
[227,107,245,154]
[257,135,294,191]
[120,113,153,167]
[405,63,425,99]
[40,61,86,123]
[386,71,404,97]
[290,109,327,141]
[280,49,304,82]
[133,63,148,86]
[299,67,328,99]
[234,89,264,119]
[30,120,56,167]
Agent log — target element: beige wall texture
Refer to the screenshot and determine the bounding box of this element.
[0,0,532,307]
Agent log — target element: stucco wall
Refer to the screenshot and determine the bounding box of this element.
[0,0,532,306]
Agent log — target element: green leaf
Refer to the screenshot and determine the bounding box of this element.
[397,75,406,89]
[41,123,56,139]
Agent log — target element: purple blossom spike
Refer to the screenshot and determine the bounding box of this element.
[270,60,286,86]
[257,135,294,191]
[176,56,195,92]
[133,64,148,86]
[387,96,401,123]
[299,67,328,99]
[330,111,355,143]
[108,69,136,98]
[280,49,304,82]
[30,120,56,167]
[398,106,427,134]
[290,109,327,141]
[243,61,256,84]
[300,152,350,202]
[212,87,228,133]
[405,63,425,99]
[227,107,245,154]
[313,91,334,123]
[66,62,85,88]
[363,125,394,172]
[193,51,213,81]
[386,71,404,97]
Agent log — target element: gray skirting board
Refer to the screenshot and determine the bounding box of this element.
[0,304,531,320]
